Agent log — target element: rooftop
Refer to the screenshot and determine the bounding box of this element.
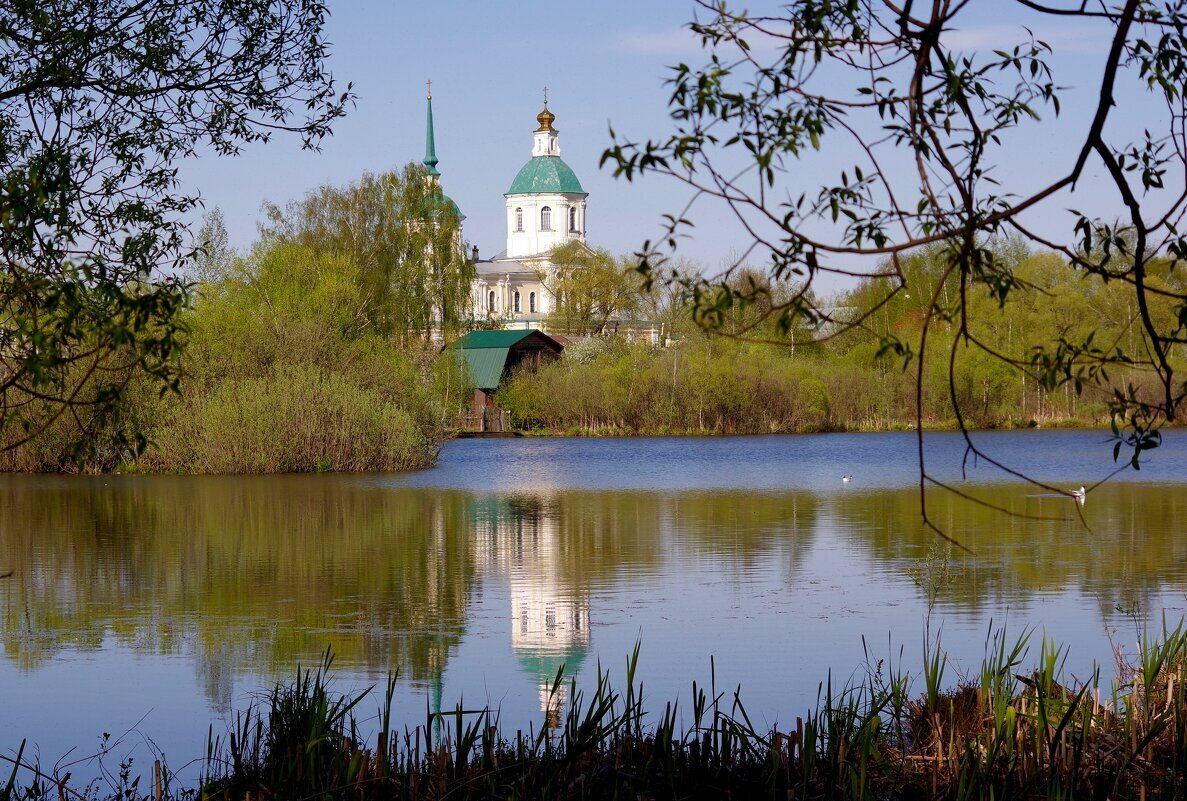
[507,156,587,196]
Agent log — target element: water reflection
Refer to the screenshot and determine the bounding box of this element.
[475,495,592,722]
[1,471,1185,725]
[0,476,478,709]
[829,483,1187,617]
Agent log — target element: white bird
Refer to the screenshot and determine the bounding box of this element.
[842,475,852,484]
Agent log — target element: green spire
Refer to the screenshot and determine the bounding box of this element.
[423,84,440,177]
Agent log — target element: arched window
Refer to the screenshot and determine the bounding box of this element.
[541,206,552,230]
[514,291,521,313]
[569,206,577,232]
[488,290,496,312]
[515,207,523,232]
[529,292,536,313]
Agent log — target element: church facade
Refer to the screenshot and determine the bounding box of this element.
[472,101,589,324]
[423,92,590,328]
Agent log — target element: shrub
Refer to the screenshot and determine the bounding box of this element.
[148,364,434,473]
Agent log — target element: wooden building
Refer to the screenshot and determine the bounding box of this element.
[447,330,564,433]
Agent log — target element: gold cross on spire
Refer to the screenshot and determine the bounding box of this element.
[543,86,549,106]
[426,79,432,99]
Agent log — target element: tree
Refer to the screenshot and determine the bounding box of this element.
[260,164,475,343]
[539,242,640,335]
[0,1,351,455]
[604,1,1187,535]
[192,209,235,286]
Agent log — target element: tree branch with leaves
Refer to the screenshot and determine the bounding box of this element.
[604,0,1187,539]
[0,0,352,459]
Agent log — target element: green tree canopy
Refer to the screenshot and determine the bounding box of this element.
[538,242,641,335]
[604,1,1187,525]
[0,0,351,455]
[261,164,475,342]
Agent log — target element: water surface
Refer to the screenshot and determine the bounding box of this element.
[1,430,1185,777]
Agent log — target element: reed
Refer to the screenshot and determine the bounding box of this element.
[4,627,1187,800]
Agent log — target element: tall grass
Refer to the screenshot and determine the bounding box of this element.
[147,364,436,473]
[4,626,1187,800]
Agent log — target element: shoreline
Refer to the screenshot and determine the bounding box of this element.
[478,416,1126,439]
[5,627,1187,800]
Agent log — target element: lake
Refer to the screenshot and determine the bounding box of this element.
[1,429,1185,780]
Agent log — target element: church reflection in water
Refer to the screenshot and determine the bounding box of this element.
[473,495,591,727]
[5,473,1182,736]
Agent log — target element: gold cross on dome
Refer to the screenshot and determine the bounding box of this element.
[543,86,549,106]
[426,79,432,99]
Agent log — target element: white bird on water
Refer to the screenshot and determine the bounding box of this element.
[842,475,852,484]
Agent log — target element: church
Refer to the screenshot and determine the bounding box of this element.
[422,88,591,328]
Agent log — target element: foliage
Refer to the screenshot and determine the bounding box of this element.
[0,180,473,473]
[7,627,1187,799]
[503,240,1161,435]
[537,242,641,335]
[148,363,434,473]
[501,338,835,435]
[144,236,463,473]
[0,0,351,457]
[261,164,475,343]
[190,208,235,285]
[603,1,1187,519]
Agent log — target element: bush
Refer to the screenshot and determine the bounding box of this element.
[148,364,434,473]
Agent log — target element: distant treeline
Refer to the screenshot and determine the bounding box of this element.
[2,213,1181,470]
[501,243,1181,435]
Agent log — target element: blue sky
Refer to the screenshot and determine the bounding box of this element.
[180,2,701,263]
[177,2,1153,296]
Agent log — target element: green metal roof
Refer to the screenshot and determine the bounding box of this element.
[423,96,440,177]
[449,330,537,349]
[448,331,533,390]
[427,192,464,220]
[507,156,587,195]
[448,330,561,390]
[454,347,509,390]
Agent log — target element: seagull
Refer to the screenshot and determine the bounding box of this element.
[842,475,852,484]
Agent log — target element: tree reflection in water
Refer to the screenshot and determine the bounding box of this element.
[0,474,1184,721]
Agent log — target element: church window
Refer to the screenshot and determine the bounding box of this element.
[488,290,496,312]
[541,206,552,230]
[514,291,521,313]
[569,206,577,231]
[529,292,536,313]
[515,207,523,232]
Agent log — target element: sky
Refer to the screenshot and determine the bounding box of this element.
[175,1,1161,297]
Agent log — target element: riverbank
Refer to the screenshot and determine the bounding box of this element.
[492,334,1161,439]
[506,415,1109,438]
[5,627,1186,801]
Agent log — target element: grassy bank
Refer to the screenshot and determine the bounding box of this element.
[511,417,1109,438]
[497,336,1128,437]
[6,626,1187,800]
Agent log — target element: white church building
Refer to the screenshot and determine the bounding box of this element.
[423,90,590,326]
[422,89,661,343]
[471,100,589,323]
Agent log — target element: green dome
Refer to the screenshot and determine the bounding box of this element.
[507,156,587,195]
[516,646,590,685]
[440,194,464,219]
[424,191,464,220]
